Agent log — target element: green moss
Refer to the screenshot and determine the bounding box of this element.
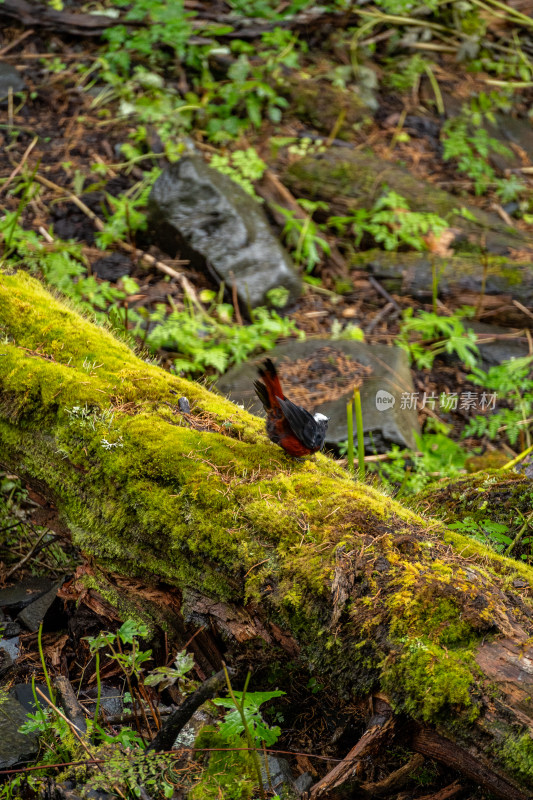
[500,733,533,785]
[381,640,479,722]
[191,727,255,800]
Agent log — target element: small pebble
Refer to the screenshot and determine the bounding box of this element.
[178,396,191,414]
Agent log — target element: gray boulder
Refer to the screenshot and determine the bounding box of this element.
[148,156,301,309]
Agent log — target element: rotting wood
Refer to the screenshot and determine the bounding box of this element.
[411,726,529,800]
[359,752,425,797]
[307,699,394,798]
[416,781,464,800]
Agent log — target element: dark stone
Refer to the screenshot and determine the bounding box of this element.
[17,579,64,632]
[0,63,25,102]
[178,396,191,414]
[471,321,531,368]
[0,647,13,679]
[357,251,533,325]
[217,340,420,450]
[13,682,51,713]
[0,690,38,769]
[0,577,55,611]
[92,252,132,282]
[260,754,296,796]
[294,772,314,794]
[148,156,301,309]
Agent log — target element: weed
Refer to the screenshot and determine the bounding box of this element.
[95,167,160,249]
[397,307,479,370]
[463,356,533,447]
[441,95,525,201]
[147,298,303,376]
[329,190,450,252]
[209,148,267,199]
[448,517,513,554]
[368,422,468,497]
[276,199,331,273]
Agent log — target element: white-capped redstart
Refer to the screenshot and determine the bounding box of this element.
[254,358,329,457]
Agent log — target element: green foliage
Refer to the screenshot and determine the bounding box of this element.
[147,300,303,376]
[191,680,284,799]
[213,689,285,747]
[81,749,178,800]
[277,199,331,272]
[209,148,267,199]
[448,517,513,554]
[191,727,256,800]
[463,356,533,446]
[0,214,137,319]
[385,54,430,92]
[368,426,468,497]
[0,210,301,377]
[102,0,193,75]
[374,0,439,13]
[442,95,525,200]
[86,619,152,681]
[397,307,479,370]
[329,191,449,252]
[144,649,197,691]
[95,168,160,249]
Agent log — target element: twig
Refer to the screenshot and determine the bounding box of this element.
[4,528,49,580]
[0,29,35,56]
[512,300,533,322]
[367,276,402,313]
[229,270,243,325]
[1,136,38,195]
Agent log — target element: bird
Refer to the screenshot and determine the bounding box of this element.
[254,358,329,458]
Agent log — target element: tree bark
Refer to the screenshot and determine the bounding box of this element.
[1,270,533,796]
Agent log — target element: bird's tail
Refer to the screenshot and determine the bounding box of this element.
[254,358,284,410]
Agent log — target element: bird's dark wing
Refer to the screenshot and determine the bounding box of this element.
[254,379,270,411]
[277,396,325,450]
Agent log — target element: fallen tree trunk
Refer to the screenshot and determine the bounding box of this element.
[1,270,533,797]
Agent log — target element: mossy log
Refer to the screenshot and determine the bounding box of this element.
[283,147,531,256]
[418,471,533,561]
[2,270,533,797]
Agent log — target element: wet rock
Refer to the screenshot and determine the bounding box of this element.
[148,156,301,309]
[218,340,420,450]
[17,579,64,632]
[294,771,314,794]
[0,577,55,611]
[357,250,533,326]
[0,690,38,769]
[82,685,124,718]
[260,754,297,797]
[0,647,13,679]
[0,635,19,678]
[13,682,51,713]
[0,63,25,102]
[471,321,531,368]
